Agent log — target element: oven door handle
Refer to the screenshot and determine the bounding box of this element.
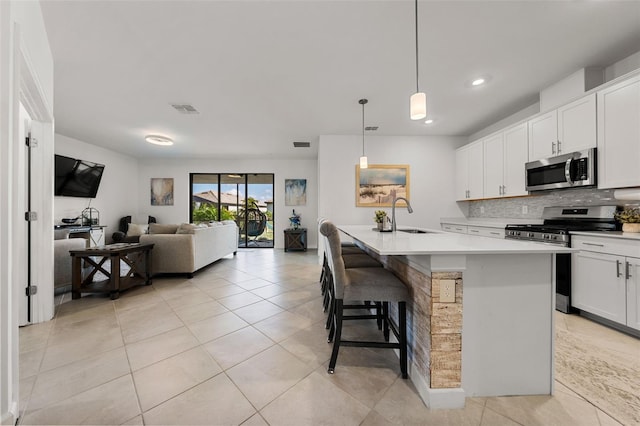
[565,159,574,185]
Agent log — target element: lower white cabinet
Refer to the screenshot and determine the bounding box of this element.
[441,223,504,239]
[441,224,468,234]
[467,226,505,239]
[571,235,640,331]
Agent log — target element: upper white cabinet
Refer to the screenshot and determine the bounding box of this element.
[483,133,504,198]
[528,93,596,161]
[455,141,483,201]
[483,123,529,198]
[528,111,557,160]
[597,74,640,189]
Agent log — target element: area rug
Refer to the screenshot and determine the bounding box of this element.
[555,327,640,426]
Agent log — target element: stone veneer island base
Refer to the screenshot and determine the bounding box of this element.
[337,225,569,409]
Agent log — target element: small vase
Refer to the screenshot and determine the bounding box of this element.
[376,222,383,231]
[622,223,640,233]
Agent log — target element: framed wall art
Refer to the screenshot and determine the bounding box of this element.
[150,178,174,206]
[356,164,410,207]
[285,178,307,206]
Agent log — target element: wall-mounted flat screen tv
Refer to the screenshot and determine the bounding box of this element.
[54,154,105,198]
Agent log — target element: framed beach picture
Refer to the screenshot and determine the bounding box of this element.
[150,178,174,206]
[356,164,410,207]
[285,178,307,206]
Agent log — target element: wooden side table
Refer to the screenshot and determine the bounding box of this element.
[70,242,154,300]
[284,228,307,252]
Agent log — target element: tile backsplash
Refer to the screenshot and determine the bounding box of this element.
[466,188,636,219]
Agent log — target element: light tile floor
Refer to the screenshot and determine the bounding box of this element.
[17,249,634,425]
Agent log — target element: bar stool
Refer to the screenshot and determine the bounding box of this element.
[320,220,409,378]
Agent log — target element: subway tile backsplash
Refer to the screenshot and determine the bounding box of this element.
[467,188,627,219]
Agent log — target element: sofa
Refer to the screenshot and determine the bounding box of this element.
[54,229,87,291]
[139,221,238,277]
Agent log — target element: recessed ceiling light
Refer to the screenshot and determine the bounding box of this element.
[424,118,434,124]
[471,78,485,86]
[145,135,174,146]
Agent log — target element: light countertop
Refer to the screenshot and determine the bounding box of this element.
[571,231,640,241]
[440,217,543,228]
[338,225,573,256]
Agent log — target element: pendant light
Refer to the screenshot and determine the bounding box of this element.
[410,0,426,120]
[359,98,368,169]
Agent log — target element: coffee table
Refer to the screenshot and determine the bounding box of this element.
[70,242,154,300]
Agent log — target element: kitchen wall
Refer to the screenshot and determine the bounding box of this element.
[318,134,467,231]
[54,134,140,239]
[137,157,318,249]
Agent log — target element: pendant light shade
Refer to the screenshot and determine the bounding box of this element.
[410,0,426,120]
[359,98,368,169]
[410,92,427,120]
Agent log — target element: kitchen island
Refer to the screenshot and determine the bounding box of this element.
[337,225,574,409]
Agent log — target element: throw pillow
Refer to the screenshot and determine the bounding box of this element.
[176,223,198,234]
[149,223,179,234]
[127,223,149,237]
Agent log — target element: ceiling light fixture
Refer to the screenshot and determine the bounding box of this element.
[410,0,426,120]
[145,135,173,146]
[424,118,434,124]
[359,98,369,169]
[471,78,486,86]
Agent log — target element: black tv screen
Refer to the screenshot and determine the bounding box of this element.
[54,154,105,198]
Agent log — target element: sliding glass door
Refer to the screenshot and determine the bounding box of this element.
[190,173,274,248]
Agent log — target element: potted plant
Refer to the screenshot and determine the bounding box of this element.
[374,210,388,231]
[615,206,640,233]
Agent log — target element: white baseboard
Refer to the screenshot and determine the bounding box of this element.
[1,401,18,426]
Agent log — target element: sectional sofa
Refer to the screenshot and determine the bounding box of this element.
[139,221,238,277]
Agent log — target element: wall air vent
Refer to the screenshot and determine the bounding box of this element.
[293,141,311,148]
[365,126,378,131]
[170,104,199,114]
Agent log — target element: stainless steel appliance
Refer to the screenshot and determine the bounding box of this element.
[525,148,596,191]
[505,205,619,313]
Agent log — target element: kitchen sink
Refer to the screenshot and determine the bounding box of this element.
[398,228,429,234]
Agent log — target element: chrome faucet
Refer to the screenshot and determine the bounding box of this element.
[391,195,413,232]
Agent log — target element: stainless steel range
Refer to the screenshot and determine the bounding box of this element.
[505,205,620,313]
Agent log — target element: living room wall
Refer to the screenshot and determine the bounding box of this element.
[54,134,140,242]
[137,157,318,249]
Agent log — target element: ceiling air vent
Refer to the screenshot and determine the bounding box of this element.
[365,126,378,131]
[170,104,199,114]
[293,141,311,148]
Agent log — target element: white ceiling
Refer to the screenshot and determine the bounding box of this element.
[40,0,640,160]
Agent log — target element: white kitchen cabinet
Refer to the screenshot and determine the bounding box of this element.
[572,250,627,324]
[597,74,640,189]
[627,258,640,331]
[483,123,528,198]
[556,94,597,154]
[483,133,504,198]
[572,234,640,331]
[467,226,505,239]
[455,141,483,201]
[528,93,596,161]
[441,223,468,234]
[528,111,557,161]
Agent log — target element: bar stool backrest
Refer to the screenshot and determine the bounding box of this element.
[319,221,348,299]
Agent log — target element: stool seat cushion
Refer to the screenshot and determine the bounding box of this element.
[343,254,382,269]
[341,246,364,255]
[344,268,409,302]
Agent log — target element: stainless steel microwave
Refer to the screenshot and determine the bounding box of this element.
[525,148,596,191]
